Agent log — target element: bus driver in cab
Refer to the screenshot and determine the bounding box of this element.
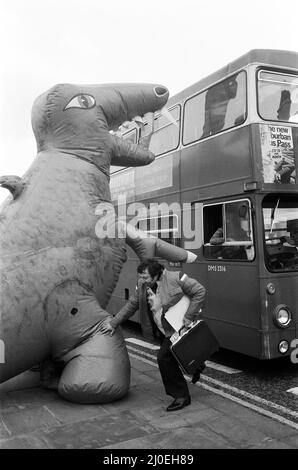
[280,219,298,248]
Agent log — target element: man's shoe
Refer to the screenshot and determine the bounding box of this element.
[166,396,191,412]
[191,363,206,384]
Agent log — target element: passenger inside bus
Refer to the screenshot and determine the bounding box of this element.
[258,71,298,123]
[277,89,291,121]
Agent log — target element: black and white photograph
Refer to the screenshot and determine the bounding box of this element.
[0,0,297,458]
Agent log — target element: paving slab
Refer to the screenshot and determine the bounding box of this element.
[101,387,164,415]
[203,413,276,449]
[38,410,157,449]
[44,400,109,425]
[101,425,236,449]
[285,434,298,447]
[249,438,293,449]
[7,387,59,407]
[129,356,157,373]
[0,420,11,439]
[1,405,60,435]
[130,369,156,388]
[0,435,51,449]
[215,396,297,441]
[132,402,222,431]
[0,392,17,411]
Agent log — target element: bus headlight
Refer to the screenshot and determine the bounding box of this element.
[278,340,289,354]
[273,305,292,328]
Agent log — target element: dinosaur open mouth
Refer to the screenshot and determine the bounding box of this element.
[154,86,169,97]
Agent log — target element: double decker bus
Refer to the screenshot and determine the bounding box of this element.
[109,49,298,360]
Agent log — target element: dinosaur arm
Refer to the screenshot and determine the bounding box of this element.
[95,206,197,264]
[123,222,197,263]
[0,175,24,199]
[110,133,155,167]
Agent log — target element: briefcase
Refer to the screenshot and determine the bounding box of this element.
[170,320,219,375]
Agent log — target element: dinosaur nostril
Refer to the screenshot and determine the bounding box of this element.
[154,86,168,97]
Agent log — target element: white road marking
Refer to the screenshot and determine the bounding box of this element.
[203,376,298,418]
[287,387,298,396]
[205,360,242,375]
[128,351,298,430]
[203,375,298,419]
[127,345,156,360]
[126,338,242,374]
[200,382,298,431]
[125,338,160,350]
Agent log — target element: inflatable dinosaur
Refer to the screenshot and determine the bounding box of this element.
[0,83,196,403]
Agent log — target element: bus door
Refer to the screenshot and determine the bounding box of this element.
[202,198,260,356]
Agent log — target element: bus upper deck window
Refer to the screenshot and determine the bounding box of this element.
[183,71,247,145]
[202,78,238,137]
[258,71,298,123]
[142,106,180,156]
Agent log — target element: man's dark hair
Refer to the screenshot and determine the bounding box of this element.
[137,259,164,279]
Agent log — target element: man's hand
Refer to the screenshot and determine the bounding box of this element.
[179,317,192,335]
[275,172,281,182]
[137,277,147,289]
[99,317,116,336]
[183,317,192,329]
[147,288,162,314]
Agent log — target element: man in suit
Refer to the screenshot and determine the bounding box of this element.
[100,258,206,411]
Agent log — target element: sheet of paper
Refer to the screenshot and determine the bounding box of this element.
[164,295,190,332]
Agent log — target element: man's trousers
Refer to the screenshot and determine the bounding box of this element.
[157,336,189,399]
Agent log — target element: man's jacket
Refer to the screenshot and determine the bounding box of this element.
[110,269,206,340]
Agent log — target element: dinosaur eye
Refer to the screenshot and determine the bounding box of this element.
[64,94,95,110]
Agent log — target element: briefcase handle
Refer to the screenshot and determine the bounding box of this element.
[178,319,202,337]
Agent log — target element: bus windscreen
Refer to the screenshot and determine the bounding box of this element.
[263,195,298,272]
[258,71,298,123]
